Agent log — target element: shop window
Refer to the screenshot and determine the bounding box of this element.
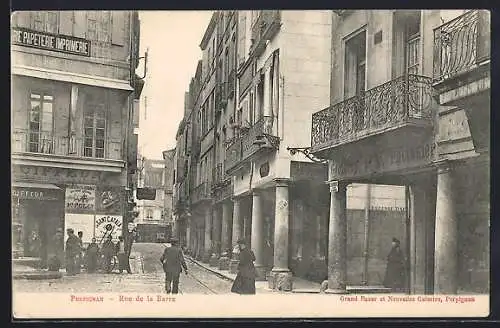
[28,93,54,154]
[84,103,106,158]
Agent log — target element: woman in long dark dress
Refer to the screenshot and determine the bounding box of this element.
[231,239,256,295]
[383,237,406,292]
[86,238,100,273]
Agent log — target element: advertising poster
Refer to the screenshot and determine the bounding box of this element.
[94,215,123,244]
[95,186,123,215]
[65,184,96,214]
[64,213,95,244]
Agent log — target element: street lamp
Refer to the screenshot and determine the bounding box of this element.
[286,146,328,164]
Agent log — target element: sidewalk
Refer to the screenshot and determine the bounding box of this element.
[186,256,322,294]
[12,261,63,280]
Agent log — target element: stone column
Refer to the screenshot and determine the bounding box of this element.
[325,181,348,294]
[230,197,242,273]
[434,161,458,294]
[203,207,212,263]
[251,189,266,280]
[269,178,293,291]
[218,200,233,270]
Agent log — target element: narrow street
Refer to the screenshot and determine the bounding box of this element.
[13,243,234,294]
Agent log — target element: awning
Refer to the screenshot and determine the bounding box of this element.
[12,182,61,190]
[12,65,134,91]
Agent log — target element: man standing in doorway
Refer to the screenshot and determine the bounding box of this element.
[160,237,188,294]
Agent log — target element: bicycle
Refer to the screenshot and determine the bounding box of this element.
[98,254,118,273]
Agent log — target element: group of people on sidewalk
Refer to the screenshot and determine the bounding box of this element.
[48,228,131,275]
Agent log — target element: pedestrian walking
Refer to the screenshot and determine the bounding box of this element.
[383,237,406,292]
[231,239,256,295]
[65,228,80,276]
[116,236,131,274]
[160,237,188,294]
[101,235,115,273]
[86,237,100,273]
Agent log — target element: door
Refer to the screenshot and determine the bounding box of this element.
[344,31,367,132]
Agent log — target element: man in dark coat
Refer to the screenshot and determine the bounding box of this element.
[231,239,256,295]
[116,236,131,274]
[86,238,100,273]
[383,237,406,292]
[65,228,80,276]
[160,237,188,294]
[101,235,116,273]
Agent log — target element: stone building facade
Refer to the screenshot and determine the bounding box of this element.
[11,11,143,264]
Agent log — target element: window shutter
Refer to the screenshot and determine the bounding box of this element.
[111,11,125,46]
[59,11,73,36]
[73,11,86,38]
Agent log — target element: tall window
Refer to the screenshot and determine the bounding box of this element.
[344,31,366,99]
[98,11,111,43]
[32,12,45,30]
[28,93,53,153]
[405,13,421,75]
[86,11,98,40]
[146,209,153,219]
[84,103,106,158]
[46,12,58,33]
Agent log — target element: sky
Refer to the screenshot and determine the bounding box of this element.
[136,11,213,160]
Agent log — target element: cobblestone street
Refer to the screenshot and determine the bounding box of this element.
[13,243,234,294]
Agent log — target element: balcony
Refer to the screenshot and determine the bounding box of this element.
[11,129,124,171]
[224,117,280,174]
[433,10,490,86]
[191,181,212,205]
[311,74,435,154]
[250,10,281,57]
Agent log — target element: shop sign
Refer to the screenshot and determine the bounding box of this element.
[96,186,123,215]
[12,188,60,201]
[95,215,123,243]
[12,166,121,186]
[65,184,96,214]
[330,142,436,179]
[12,27,91,57]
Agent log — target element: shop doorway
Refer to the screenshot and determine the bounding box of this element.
[17,199,64,266]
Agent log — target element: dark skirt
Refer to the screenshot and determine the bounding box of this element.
[231,273,256,295]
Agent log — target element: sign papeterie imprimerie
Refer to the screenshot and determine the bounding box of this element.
[11,27,91,57]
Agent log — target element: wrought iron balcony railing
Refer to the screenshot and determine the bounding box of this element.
[311,74,434,151]
[11,129,123,160]
[433,10,490,82]
[250,10,281,57]
[191,181,211,204]
[224,137,242,173]
[224,117,279,173]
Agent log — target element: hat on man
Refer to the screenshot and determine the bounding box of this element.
[66,228,74,233]
[169,237,179,245]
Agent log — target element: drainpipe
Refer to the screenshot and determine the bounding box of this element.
[362,184,372,285]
